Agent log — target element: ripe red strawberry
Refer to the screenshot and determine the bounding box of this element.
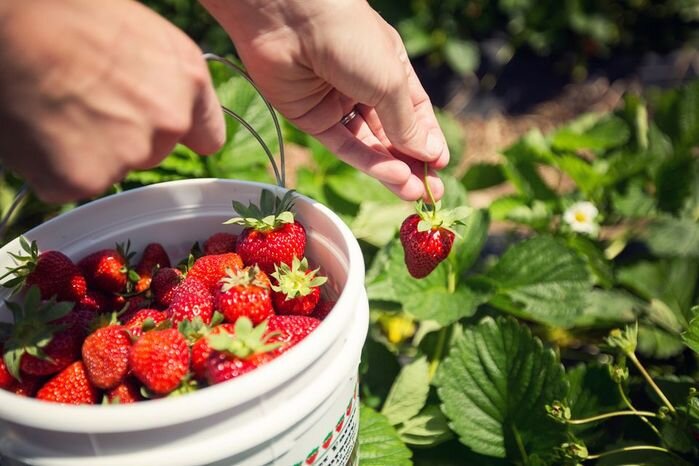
[82,325,131,389]
[36,361,98,404]
[117,295,153,323]
[0,357,14,390]
[215,266,273,325]
[310,300,335,321]
[8,374,44,397]
[399,201,471,279]
[78,243,135,294]
[78,290,111,313]
[124,308,167,339]
[186,253,244,292]
[203,232,238,256]
[151,267,184,308]
[2,287,78,380]
[105,378,142,404]
[134,243,171,293]
[270,257,327,316]
[1,237,87,302]
[205,318,280,385]
[129,328,189,395]
[227,190,306,274]
[190,323,236,381]
[267,315,320,350]
[166,278,214,325]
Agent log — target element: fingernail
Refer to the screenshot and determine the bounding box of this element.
[426,132,443,159]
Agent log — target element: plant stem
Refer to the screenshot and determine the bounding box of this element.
[512,425,529,465]
[586,445,675,461]
[627,352,676,413]
[423,162,437,208]
[617,383,662,438]
[566,410,657,425]
[428,326,448,380]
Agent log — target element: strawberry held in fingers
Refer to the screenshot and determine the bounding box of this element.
[1,237,87,302]
[399,200,471,279]
[215,266,274,325]
[226,190,306,274]
[270,257,327,316]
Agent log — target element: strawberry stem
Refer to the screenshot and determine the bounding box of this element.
[423,163,437,214]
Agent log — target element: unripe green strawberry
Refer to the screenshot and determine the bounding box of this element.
[215,266,273,325]
[227,190,306,274]
[129,328,189,395]
[270,257,327,316]
[82,325,131,389]
[36,361,98,404]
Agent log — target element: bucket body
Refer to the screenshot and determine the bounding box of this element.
[0,179,369,466]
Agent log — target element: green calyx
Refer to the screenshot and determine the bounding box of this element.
[2,286,74,381]
[270,257,327,299]
[219,266,268,293]
[0,236,39,294]
[414,200,472,234]
[224,189,297,232]
[177,312,224,345]
[206,317,281,359]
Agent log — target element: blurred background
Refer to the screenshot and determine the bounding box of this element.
[1,0,698,239]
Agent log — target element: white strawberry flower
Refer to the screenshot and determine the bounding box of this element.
[563,201,600,236]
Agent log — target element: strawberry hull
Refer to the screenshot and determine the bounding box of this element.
[0,179,368,466]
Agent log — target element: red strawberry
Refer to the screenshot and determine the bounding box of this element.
[204,318,279,385]
[186,253,244,292]
[82,325,131,389]
[270,257,327,316]
[227,190,306,274]
[129,328,189,395]
[399,201,470,279]
[105,378,142,404]
[151,267,184,308]
[36,361,98,404]
[124,308,168,339]
[0,357,14,389]
[267,315,320,350]
[117,295,153,323]
[1,237,87,302]
[215,266,273,325]
[9,374,44,397]
[166,278,214,325]
[190,323,236,381]
[134,243,171,293]
[78,243,135,293]
[203,232,238,256]
[78,290,111,313]
[2,287,78,380]
[310,300,335,321]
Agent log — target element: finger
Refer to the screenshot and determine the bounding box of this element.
[313,117,412,186]
[180,76,226,155]
[393,151,445,202]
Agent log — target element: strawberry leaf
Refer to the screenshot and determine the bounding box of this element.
[380,356,430,426]
[358,405,413,466]
[397,405,453,447]
[682,307,699,355]
[435,317,567,460]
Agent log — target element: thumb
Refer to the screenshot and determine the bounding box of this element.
[180,78,226,155]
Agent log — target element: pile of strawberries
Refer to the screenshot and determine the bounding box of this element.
[0,190,334,404]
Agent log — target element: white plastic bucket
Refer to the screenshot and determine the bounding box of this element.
[0,179,369,466]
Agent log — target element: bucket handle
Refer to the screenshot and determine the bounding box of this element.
[203,53,286,189]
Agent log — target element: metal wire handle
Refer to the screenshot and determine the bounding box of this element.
[203,53,286,188]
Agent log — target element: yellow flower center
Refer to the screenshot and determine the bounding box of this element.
[574,212,587,223]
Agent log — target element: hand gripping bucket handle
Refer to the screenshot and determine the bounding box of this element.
[0,54,287,239]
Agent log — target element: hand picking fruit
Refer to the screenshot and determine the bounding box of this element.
[400,165,471,279]
[0,191,333,404]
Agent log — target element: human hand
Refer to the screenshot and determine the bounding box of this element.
[0,0,225,203]
[200,0,448,201]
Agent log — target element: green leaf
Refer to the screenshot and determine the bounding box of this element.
[397,18,433,57]
[501,137,556,201]
[681,307,699,355]
[566,235,614,288]
[489,195,528,221]
[327,167,397,206]
[443,39,479,75]
[435,109,466,174]
[462,163,506,191]
[449,209,489,276]
[643,216,699,259]
[485,236,592,327]
[611,181,656,218]
[637,324,686,359]
[381,356,430,426]
[573,289,639,328]
[359,405,413,466]
[552,115,630,152]
[351,201,414,248]
[435,317,567,459]
[398,405,453,447]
